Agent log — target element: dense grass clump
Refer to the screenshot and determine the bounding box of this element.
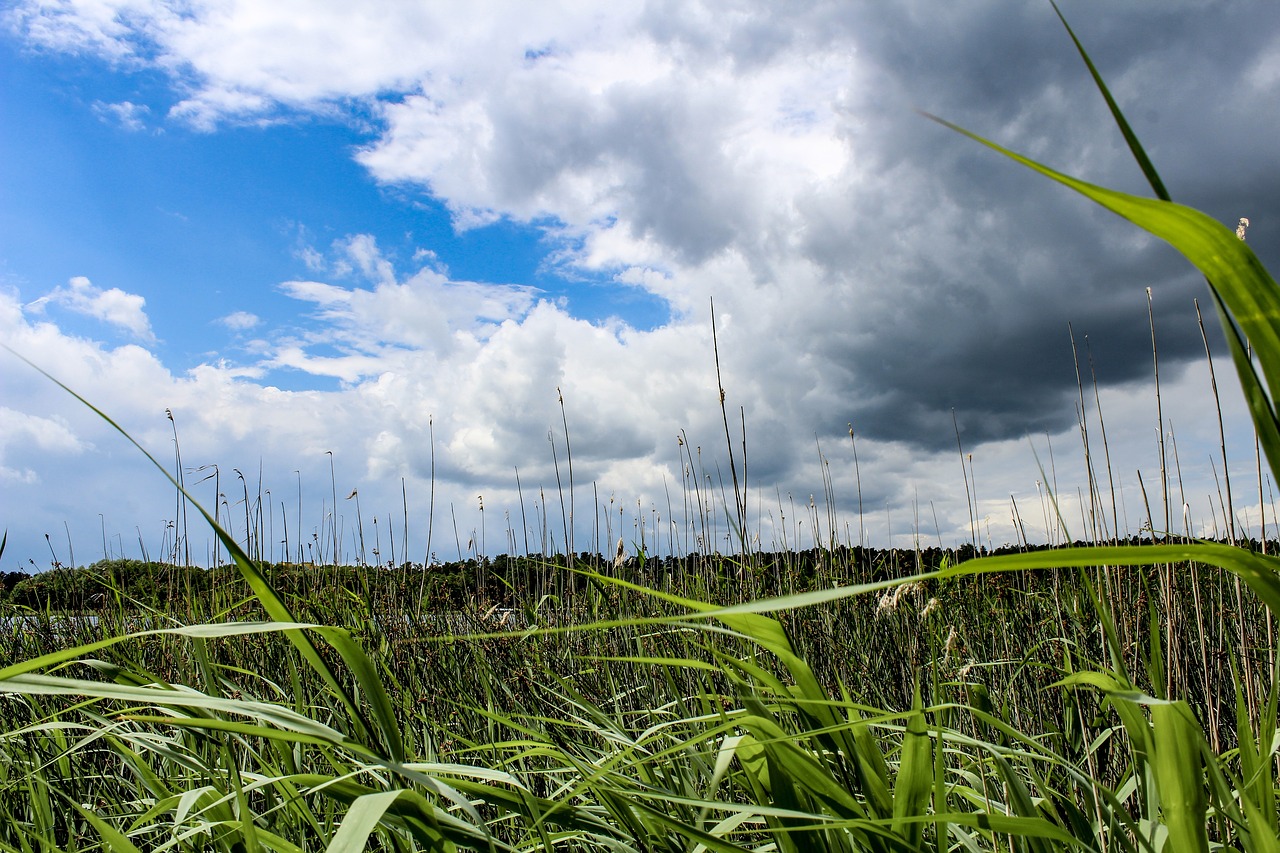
[2,13,1278,852]
[0,547,1276,850]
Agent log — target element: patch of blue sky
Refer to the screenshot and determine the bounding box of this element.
[2,39,669,392]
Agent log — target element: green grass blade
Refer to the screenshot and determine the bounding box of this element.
[66,799,145,853]
[1241,797,1280,853]
[922,114,1280,489]
[0,621,308,682]
[1044,9,1280,496]
[1236,673,1280,853]
[1050,0,1169,201]
[4,348,408,764]
[324,790,438,853]
[1206,289,1280,488]
[225,740,263,853]
[947,543,1280,620]
[0,673,367,750]
[122,715,351,748]
[737,714,867,820]
[1150,702,1209,853]
[892,683,932,849]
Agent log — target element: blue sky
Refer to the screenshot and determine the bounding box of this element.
[2,1,1278,569]
[1,34,669,380]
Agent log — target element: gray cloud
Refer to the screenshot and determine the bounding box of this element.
[325,0,1280,525]
[3,1,1278,565]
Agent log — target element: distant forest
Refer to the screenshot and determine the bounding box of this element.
[2,536,1263,614]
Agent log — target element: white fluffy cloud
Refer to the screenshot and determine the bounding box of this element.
[26,276,156,341]
[0,243,1259,571]
[218,310,260,331]
[0,407,88,485]
[91,99,151,130]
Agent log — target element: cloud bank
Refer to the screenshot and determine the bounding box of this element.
[2,1,1277,567]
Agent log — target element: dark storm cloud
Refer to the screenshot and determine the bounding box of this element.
[757,0,1280,451]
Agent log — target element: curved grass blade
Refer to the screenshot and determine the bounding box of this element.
[921,115,1280,491]
[2,347,407,765]
[892,684,932,849]
[1056,9,1280,506]
[0,620,319,682]
[1050,0,1169,202]
[1047,9,1280,504]
[942,543,1280,621]
[324,790,447,853]
[1150,702,1210,853]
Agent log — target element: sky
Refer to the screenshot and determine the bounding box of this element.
[2,1,1279,571]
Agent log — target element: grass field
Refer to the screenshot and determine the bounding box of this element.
[0,542,1276,850]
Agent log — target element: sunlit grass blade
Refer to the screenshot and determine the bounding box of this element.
[945,542,1280,620]
[921,114,1280,491]
[1050,0,1169,201]
[324,790,451,853]
[3,347,407,765]
[1050,3,1280,500]
[0,673,364,749]
[892,684,932,849]
[289,775,503,851]
[1150,702,1209,853]
[0,620,319,682]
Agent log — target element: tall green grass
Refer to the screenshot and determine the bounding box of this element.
[2,9,1278,851]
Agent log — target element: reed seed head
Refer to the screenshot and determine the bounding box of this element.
[876,580,925,617]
